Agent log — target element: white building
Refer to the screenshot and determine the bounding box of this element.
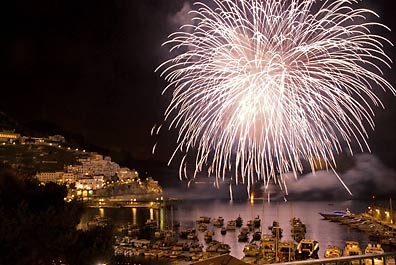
[117,168,139,181]
[36,171,64,183]
[61,173,77,184]
[68,154,120,178]
[76,175,104,190]
[0,130,20,143]
[48,135,65,143]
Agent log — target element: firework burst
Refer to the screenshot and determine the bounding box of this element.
[155,0,394,194]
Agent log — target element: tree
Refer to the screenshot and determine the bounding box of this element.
[0,167,114,265]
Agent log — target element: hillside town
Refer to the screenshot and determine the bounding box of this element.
[0,129,163,203]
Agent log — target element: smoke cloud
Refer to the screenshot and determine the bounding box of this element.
[162,154,396,201]
[280,154,396,200]
[168,1,194,29]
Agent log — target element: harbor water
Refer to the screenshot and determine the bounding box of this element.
[81,199,392,262]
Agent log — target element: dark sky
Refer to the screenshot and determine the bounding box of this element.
[0,0,190,161]
[1,0,396,176]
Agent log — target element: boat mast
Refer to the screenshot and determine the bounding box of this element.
[390,196,393,225]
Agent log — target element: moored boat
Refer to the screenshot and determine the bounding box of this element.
[365,243,385,265]
[226,220,237,230]
[217,243,231,254]
[238,231,249,242]
[243,243,260,257]
[254,216,261,228]
[213,216,224,227]
[180,228,195,239]
[319,209,351,221]
[324,245,343,258]
[206,241,221,252]
[269,221,283,239]
[253,231,262,241]
[260,234,276,261]
[197,216,211,223]
[295,239,319,260]
[236,215,243,227]
[291,217,306,243]
[344,241,362,256]
[198,222,207,232]
[204,230,214,243]
[278,241,296,262]
[187,231,198,240]
[242,243,260,264]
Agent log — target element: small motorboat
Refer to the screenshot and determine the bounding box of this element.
[196,216,211,223]
[243,243,260,257]
[254,216,261,228]
[344,241,362,256]
[365,243,384,265]
[198,223,207,232]
[236,215,243,227]
[238,231,249,242]
[344,241,362,265]
[295,239,319,260]
[217,243,231,254]
[204,230,214,243]
[221,226,227,235]
[226,220,237,230]
[253,231,262,241]
[319,209,351,221]
[213,216,224,227]
[278,241,296,262]
[324,245,343,258]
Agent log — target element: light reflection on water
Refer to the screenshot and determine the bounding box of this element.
[81,199,380,259]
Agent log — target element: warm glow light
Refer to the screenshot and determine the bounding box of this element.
[156,0,394,193]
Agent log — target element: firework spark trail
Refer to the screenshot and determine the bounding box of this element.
[155,0,394,194]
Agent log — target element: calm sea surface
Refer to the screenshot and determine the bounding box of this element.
[81,199,391,262]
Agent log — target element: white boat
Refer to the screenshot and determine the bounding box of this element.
[197,216,211,223]
[344,241,362,256]
[324,245,343,258]
[319,210,351,221]
[213,217,224,227]
[344,241,362,265]
[226,220,236,230]
[198,223,207,232]
[217,243,231,254]
[365,243,384,265]
[242,243,260,264]
[204,230,214,243]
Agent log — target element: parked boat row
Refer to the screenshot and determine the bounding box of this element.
[114,235,231,262]
[324,241,388,264]
[320,209,396,247]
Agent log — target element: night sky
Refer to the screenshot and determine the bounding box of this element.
[1,0,396,197]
